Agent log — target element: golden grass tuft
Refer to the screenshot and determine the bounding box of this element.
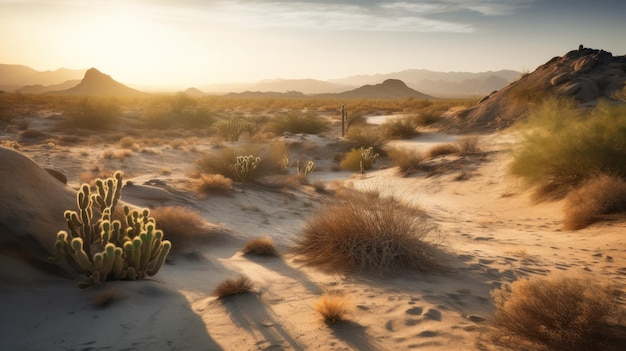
[294,188,440,274]
[213,275,254,298]
[194,173,233,195]
[491,273,625,351]
[456,135,481,155]
[386,146,424,173]
[241,237,279,257]
[103,149,133,160]
[150,206,207,252]
[314,292,352,324]
[563,174,626,230]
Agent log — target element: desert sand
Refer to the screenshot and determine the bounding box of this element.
[1,110,625,351]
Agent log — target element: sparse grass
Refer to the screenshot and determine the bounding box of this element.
[343,125,387,155]
[456,135,481,155]
[92,289,125,309]
[194,173,233,195]
[294,188,440,274]
[118,136,140,150]
[159,166,172,175]
[150,206,207,252]
[510,99,626,201]
[314,292,352,324]
[213,275,254,298]
[339,147,379,172]
[241,237,279,257]
[425,143,459,158]
[563,174,626,230]
[311,180,328,193]
[491,274,625,351]
[387,146,424,173]
[381,116,419,139]
[196,142,288,183]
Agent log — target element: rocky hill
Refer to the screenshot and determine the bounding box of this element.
[53,68,146,97]
[0,64,86,91]
[442,46,626,133]
[323,79,432,99]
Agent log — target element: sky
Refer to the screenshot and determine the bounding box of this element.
[1,0,625,88]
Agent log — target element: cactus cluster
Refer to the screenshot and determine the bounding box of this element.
[51,171,171,288]
[229,155,261,182]
[214,118,255,142]
[296,160,316,176]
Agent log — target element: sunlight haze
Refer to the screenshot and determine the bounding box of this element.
[2,0,625,89]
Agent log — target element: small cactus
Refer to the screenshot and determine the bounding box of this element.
[296,160,316,176]
[51,171,171,288]
[229,155,261,182]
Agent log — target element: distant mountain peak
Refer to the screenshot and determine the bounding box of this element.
[54,68,146,96]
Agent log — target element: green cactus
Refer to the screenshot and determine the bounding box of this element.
[214,118,255,142]
[51,171,172,288]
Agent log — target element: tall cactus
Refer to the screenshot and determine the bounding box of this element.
[51,171,172,288]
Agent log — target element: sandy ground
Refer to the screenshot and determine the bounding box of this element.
[1,112,625,351]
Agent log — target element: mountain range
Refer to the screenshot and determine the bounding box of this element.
[0,63,520,98]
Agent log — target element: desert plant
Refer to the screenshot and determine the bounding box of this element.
[150,206,208,252]
[214,118,255,142]
[294,189,440,274]
[563,174,626,230]
[194,173,233,194]
[456,135,481,155]
[386,146,424,173]
[510,99,626,201]
[314,292,352,324]
[343,125,386,154]
[381,116,419,139]
[241,237,279,257]
[425,143,459,158]
[62,97,121,130]
[214,275,254,298]
[340,147,379,172]
[51,171,171,288]
[268,111,329,135]
[230,155,261,182]
[92,289,125,309]
[296,160,316,176]
[491,274,625,351]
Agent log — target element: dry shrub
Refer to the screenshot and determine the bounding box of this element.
[213,275,254,298]
[294,189,440,274]
[118,136,140,150]
[387,146,424,173]
[425,143,459,158]
[159,166,172,175]
[314,292,352,324]
[311,180,327,193]
[150,206,207,252]
[92,289,125,309]
[456,135,480,155]
[563,174,626,230]
[0,140,20,149]
[343,125,387,154]
[103,149,133,160]
[20,129,48,139]
[194,173,233,195]
[381,116,419,139]
[241,237,279,257]
[491,274,625,351]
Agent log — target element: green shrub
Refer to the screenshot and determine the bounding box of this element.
[51,172,171,288]
[491,274,624,351]
[268,111,329,135]
[510,99,626,201]
[340,147,379,172]
[294,189,440,274]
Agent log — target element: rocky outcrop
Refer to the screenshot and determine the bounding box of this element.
[330,79,433,99]
[441,47,626,133]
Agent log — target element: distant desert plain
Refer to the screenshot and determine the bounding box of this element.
[1,47,626,351]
